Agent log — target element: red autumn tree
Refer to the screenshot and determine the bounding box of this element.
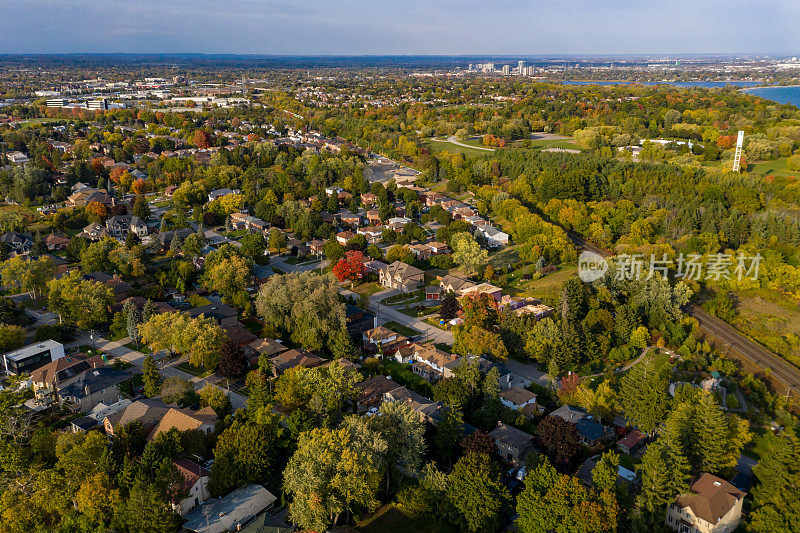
[86,201,108,223]
[332,250,365,282]
[131,178,149,195]
[558,372,581,400]
[460,292,499,329]
[192,130,211,149]
[716,135,736,149]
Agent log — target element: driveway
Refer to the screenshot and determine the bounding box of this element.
[340,287,454,345]
[69,332,248,411]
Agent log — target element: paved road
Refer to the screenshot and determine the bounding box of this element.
[445,135,496,152]
[68,333,248,411]
[270,255,327,273]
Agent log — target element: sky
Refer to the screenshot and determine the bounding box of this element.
[1,0,799,55]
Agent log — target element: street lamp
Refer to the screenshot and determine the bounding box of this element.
[90,330,96,351]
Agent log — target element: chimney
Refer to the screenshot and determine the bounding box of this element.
[84,385,91,396]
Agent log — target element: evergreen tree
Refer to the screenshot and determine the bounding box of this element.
[142,298,157,323]
[124,300,141,345]
[749,434,800,532]
[434,403,464,465]
[142,354,162,398]
[618,357,668,435]
[637,438,689,519]
[169,234,182,254]
[439,292,459,320]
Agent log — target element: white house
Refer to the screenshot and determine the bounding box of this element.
[172,458,211,516]
[475,225,509,248]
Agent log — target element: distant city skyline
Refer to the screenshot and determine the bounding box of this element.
[2,0,799,55]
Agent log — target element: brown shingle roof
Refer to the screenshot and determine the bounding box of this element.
[147,406,217,441]
[499,386,537,406]
[676,473,745,524]
[270,348,325,374]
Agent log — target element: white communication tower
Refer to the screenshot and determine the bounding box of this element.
[732,130,744,172]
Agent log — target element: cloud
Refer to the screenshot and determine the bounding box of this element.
[0,0,798,54]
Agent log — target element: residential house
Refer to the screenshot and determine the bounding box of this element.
[56,366,131,413]
[379,261,424,291]
[45,234,70,251]
[550,404,588,425]
[364,259,388,273]
[182,484,277,533]
[499,386,542,414]
[489,423,534,467]
[30,352,104,405]
[383,385,443,424]
[105,215,148,239]
[157,228,193,250]
[356,375,401,413]
[515,304,554,320]
[147,406,218,441]
[425,286,443,301]
[409,343,459,382]
[268,348,325,377]
[3,340,65,375]
[475,225,510,248]
[68,187,113,207]
[308,239,325,255]
[103,398,172,436]
[439,274,475,296]
[79,222,110,241]
[230,212,268,234]
[357,226,383,244]
[576,417,607,447]
[426,241,449,255]
[617,430,647,455]
[0,231,33,255]
[172,458,211,516]
[362,325,399,347]
[6,151,29,164]
[459,282,503,302]
[70,399,132,433]
[361,192,378,207]
[666,474,745,533]
[336,230,355,245]
[207,188,240,202]
[387,216,411,231]
[246,338,288,363]
[409,243,432,260]
[366,210,382,225]
[187,303,239,327]
[341,213,362,227]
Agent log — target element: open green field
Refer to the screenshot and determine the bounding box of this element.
[423,138,490,156]
[750,157,800,178]
[521,138,587,151]
[727,287,800,368]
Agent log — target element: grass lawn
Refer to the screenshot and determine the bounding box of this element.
[176,361,212,378]
[124,341,150,354]
[382,290,423,305]
[750,157,800,178]
[352,281,383,297]
[400,305,439,318]
[357,505,451,533]
[513,264,578,298]
[383,321,421,337]
[423,138,492,156]
[723,286,800,368]
[378,360,433,398]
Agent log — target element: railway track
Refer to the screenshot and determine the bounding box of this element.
[566,230,800,392]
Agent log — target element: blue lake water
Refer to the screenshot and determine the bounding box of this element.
[557,80,760,88]
[742,86,800,107]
